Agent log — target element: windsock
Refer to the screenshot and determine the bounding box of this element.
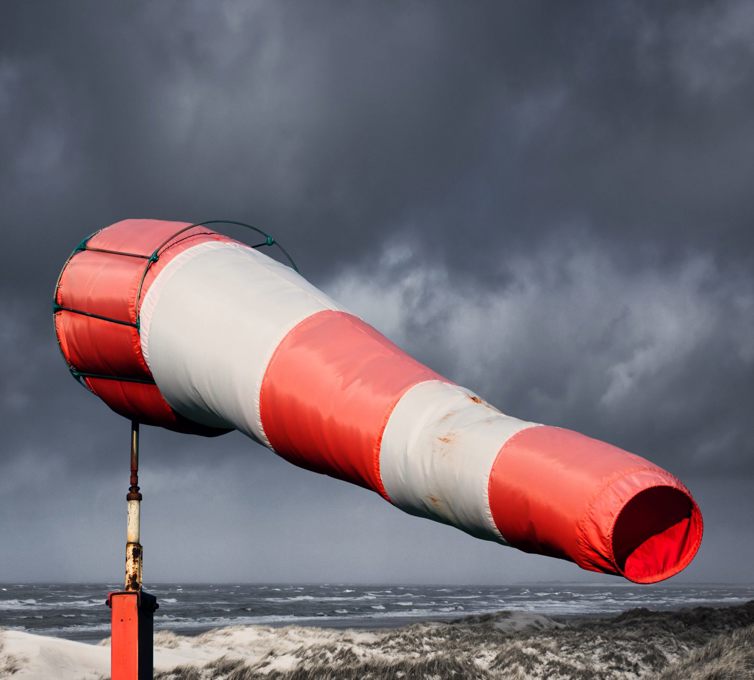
[54,219,703,583]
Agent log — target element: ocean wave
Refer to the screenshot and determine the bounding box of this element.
[0,598,104,611]
[3,584,754,644]
[264,594,377,603]
[0,599,38,610]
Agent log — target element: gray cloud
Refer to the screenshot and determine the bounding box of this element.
[327,235,754,478]
[0,0,752,583]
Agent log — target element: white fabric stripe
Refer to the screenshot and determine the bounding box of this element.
[380,380,538,543]
[139,241,342,444]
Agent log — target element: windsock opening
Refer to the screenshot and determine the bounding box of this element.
[488,426,703,583]
[611,485,703,584]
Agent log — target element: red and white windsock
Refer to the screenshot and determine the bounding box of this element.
[54,219,703,583]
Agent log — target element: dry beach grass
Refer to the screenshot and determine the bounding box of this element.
[151,600,754,680]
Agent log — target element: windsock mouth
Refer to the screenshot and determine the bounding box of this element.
[610,484,703,584]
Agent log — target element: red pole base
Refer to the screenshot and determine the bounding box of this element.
[107,591,158,680]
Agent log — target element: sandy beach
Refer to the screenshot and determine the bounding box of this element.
[1,599,751,679]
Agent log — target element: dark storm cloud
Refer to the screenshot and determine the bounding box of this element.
[3,1,754,283]
[1,1,753,582]
[328,233,754,479]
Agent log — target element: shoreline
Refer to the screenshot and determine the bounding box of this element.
[1,599,752,678]
[4,582,752,645]
[16,596,754,645]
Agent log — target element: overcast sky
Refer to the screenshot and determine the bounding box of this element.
[1,1,753,585]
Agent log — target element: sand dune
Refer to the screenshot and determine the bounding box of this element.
[1,601,752,679]
[0,629,107,679]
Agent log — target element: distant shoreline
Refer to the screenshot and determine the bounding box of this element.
[3,582,753,647]
[2,599,753,679]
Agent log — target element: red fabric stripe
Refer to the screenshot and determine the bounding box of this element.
[87,219,203,257]
[488,426,702,583]
[85,379,227,436]
[55,313,150,379]
[57,250,144,324]
[85,379,181,427]
[57,222,233,326]
[54,219,233,434]
[259,311,444,498]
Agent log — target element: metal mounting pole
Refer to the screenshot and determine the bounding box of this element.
[125,420,143,591]
[108,420,157,680]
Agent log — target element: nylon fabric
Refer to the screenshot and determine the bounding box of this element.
[259,311,444,496]
[55,218,705,582]
[380,380,537,541]
[84,379,178,429]
[57,250,145,325]
[55,314,149,379]
[87,218,205,257]
[488,426,702,583]
[139,241,342,440]
[53,219,233,435]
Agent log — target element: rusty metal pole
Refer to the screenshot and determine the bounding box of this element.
[125,421,143,592]
[108,420,157,680]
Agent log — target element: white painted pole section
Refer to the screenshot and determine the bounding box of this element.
[126,500,140,544]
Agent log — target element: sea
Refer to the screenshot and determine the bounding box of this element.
[1,583,752,644]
